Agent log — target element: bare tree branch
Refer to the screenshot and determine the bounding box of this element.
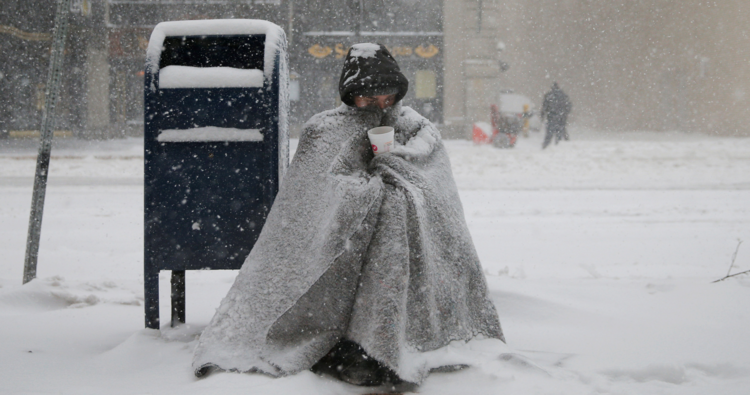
[712,239,745,283]
[713,269,750,283]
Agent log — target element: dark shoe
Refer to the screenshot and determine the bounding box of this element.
[338,355,386,386]
[194,363,219,378]
[311,339,416,390]
[310,339,361,379]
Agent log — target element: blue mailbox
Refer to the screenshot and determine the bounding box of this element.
[143,20,288,329]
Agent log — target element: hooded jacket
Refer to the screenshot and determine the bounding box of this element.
[339,43,409,107]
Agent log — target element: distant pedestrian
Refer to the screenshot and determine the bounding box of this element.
[540,82,572,149]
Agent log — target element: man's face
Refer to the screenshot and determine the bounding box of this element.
[354,94,397,109]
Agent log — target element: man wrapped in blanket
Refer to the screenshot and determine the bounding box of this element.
[193,43,506,393]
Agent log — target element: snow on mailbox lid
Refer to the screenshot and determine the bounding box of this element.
[145,19,287,142]
[146,19,286,90]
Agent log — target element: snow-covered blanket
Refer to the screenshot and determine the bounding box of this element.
[192,103,504,384]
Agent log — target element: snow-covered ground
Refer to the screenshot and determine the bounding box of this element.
[1,128,749,394]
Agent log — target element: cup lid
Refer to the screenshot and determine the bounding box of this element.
[368,126,395,135]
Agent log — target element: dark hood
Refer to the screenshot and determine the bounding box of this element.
[339,43,409,107]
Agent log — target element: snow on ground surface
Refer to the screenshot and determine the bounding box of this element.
[0,128,749,394]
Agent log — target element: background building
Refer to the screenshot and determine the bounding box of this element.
[442,0,504,138]
[1,0,443,138]
[0,0,287,138]
[288,0,444,128]
[489,0,750,136]
[1,0,748,138]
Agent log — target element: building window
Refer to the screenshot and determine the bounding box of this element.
[415,70,436,99]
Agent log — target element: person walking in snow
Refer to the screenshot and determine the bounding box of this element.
[541,82,572,149]
[192,43,505,392]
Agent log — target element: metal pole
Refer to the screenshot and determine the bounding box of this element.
[360,0,365,35]
[287,0,293,46]
[23,0,72,284]
[356,0,363,38]
[171,270,186,326]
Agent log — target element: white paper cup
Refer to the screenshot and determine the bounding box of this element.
[367,126,395,155]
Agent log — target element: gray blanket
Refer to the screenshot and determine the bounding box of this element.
[192,103,504,384]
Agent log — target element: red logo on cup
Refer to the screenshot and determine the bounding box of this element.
[372,144,378,152]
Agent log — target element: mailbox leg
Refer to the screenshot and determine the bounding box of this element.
[144,268,160,329]
[171,270,186,327]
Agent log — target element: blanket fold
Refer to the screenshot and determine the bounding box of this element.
[192,103,504,383]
